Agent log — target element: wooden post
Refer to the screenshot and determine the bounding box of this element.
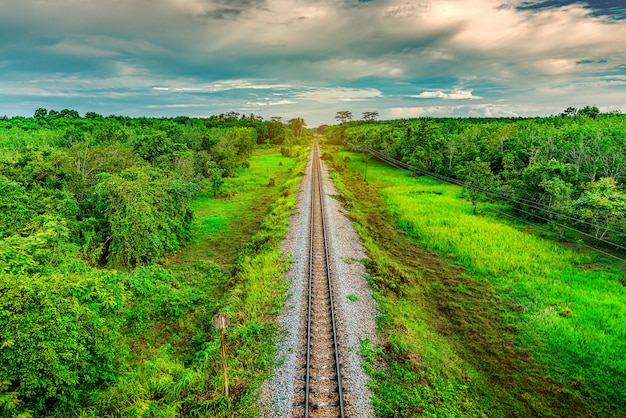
[212,313,230,397]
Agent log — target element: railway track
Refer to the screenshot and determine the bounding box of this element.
[292,143,345,417]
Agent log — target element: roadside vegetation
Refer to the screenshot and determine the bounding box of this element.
[0,111,309,417]
[325,109,626,255]
[323,143,625,417]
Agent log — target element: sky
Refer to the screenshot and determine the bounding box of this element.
[1,0,625,126]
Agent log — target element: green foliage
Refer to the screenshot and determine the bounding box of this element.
[79,148,307,417]
[573,177,626,239]
[455,157,499,211]
[0,217,71,275]
[0,175,78,240]
[577,105,600,119]
[342,114,626,252]
[0,381,32,418]
[94,167,198,267]
[0,272,123,413]
[0,115,298,415]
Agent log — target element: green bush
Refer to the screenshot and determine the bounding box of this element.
[0,272,123,413]
[94,167,198,267]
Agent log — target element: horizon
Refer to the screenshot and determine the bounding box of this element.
[5,104,617,129]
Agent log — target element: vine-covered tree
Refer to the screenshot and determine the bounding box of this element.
[94,167,197,267]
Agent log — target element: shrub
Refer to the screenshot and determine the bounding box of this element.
[0,272,123,413]
[94,167,198,267]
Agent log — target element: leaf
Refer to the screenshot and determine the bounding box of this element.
[0,339,14,349]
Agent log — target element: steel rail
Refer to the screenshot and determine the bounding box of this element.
[304,142,345,418]
[304,145,314,417]
[315,143,345,418]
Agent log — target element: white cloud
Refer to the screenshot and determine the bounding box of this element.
[146,103,207,108]
[388,103,522,119]
[245,99,297,106]
[410,89,482,100]
[297,88,382,103]
[388,107,426,118]
[150,79,295,93]
[1,0,626,124]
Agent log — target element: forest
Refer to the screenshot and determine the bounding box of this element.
[326,109,626,255]
[0,110,304,416]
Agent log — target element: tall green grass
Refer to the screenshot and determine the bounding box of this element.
[380,177,626,405]
[328,148,625,417]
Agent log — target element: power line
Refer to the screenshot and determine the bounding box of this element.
[363,146,626,238]
[487,206,626,262]
[359,145,626,261]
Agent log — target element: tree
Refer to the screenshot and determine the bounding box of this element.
[59,108,80,118]
[521,159,576,208]
[85,111,103,119]
[288,117,306,137]
[456,157,499,214]
[0,271,122,413]
[224,111,240,120]
[560,106,577,117]
[573,177,626,240]
[205,161,225,197]
[362,111,379,121]
[94,167,197,267]
[34,108,48,118]
[335,111,353,124]
[316,124,329,135]
[577,105,600,119]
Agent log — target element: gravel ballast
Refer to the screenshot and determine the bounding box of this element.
[258,148,378,417]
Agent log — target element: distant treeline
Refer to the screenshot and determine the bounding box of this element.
[326,111,626,248]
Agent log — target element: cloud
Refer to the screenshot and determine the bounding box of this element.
[410,89,482,100]
[389,103,523,118]
[146,103,208,108]
[0,0,626,125]
[245,99,297,106]
[297,88,382,103]
[516,1,626,21]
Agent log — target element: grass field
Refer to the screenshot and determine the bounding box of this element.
[168,147,298,270]
[324,147,626,417]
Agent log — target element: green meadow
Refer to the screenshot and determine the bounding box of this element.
[327,148,625,417]
[170,147,298,270]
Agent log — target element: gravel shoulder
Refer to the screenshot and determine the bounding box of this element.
[258,148,378,417]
